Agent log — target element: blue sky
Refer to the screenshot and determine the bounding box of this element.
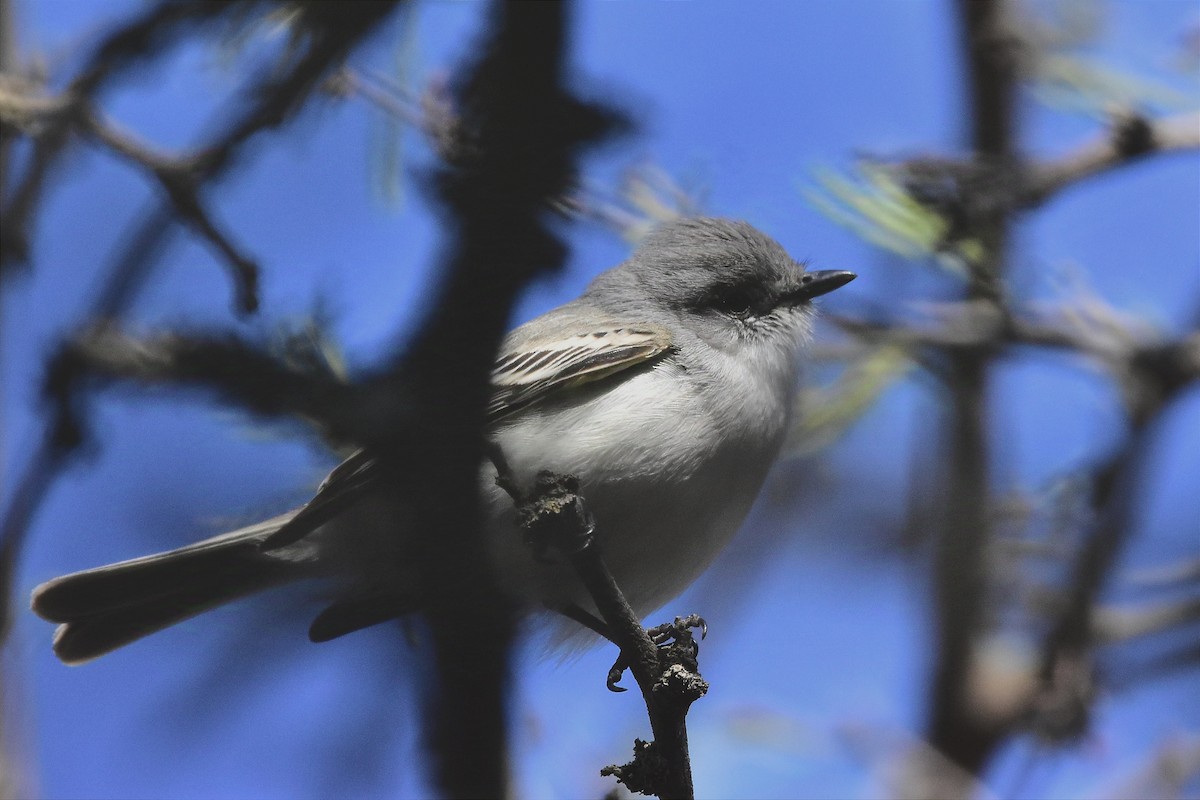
[4,1,1198,798]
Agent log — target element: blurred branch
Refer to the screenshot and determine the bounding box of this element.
[1092,596,1200,646]
[0,0,18,195]
[832,304,1200,402]
[0,12,22,783]
[0,0,401,651]
[958,0,1020,159]
[564,165,700,242]
[921,0,1021,785]
[805,110,1198,279]
[802,0,1198,789]
[1024,110,1200,206]
[0,89,261,312]
[80,111,261,313]
[54,329,358,433]
[331,65,463,162]
[837,291,1197,754]
[0,0,249,274]
[1127,557,1200,588]
[368,1,621,792]
[1036,422,1163,699]
[340,62,685,242]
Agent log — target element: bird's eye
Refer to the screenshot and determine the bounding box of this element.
[712,287,756,317]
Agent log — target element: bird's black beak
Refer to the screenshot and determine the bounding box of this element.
[787,270,856,304]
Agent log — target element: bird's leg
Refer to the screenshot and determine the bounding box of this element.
[486,440,524,504]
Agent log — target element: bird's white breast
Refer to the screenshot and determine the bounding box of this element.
[483,336,799,621]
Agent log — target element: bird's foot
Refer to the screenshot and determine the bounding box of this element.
[605,614,708,693]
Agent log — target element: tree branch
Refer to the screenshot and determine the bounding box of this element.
[75,107,261,314]
[1023,111,1200,206]
[0,0,249,274]
[923,0,1022,783]
[508,471,705,800]
[379,2,622,796]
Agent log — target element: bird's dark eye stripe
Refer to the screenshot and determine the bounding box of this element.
[707,284,761,315]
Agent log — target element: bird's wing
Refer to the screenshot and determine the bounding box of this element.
[261,318,673,552]
[487,320,673,424]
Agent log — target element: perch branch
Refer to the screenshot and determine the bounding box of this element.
[508,471,705,800]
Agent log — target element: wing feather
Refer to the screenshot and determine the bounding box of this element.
[487,324,673,423]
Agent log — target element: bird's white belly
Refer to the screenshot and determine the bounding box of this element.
[482,361,787,619]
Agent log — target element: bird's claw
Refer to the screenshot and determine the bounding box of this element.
[606,655,629,693]
[647,614,707,655]
[603,615,707,691]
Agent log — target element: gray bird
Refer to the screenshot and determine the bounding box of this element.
[32,217,855,664]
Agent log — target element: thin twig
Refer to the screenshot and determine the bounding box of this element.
[76,108,261,314]
[1024,111,1200,206]
[831,308,1200,417]
[0,0,248,272]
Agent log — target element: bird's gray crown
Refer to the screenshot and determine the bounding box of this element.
[582,217,806,319]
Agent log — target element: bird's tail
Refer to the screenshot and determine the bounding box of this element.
[31,514,309,665]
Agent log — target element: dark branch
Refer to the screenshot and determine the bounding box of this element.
[0,0,249,274]
[74,108,261,314]
[399,2,623,796]
[511,471,705,800]
[923,0,1022,783]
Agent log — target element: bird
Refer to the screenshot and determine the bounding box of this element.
[31,217,855,665]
